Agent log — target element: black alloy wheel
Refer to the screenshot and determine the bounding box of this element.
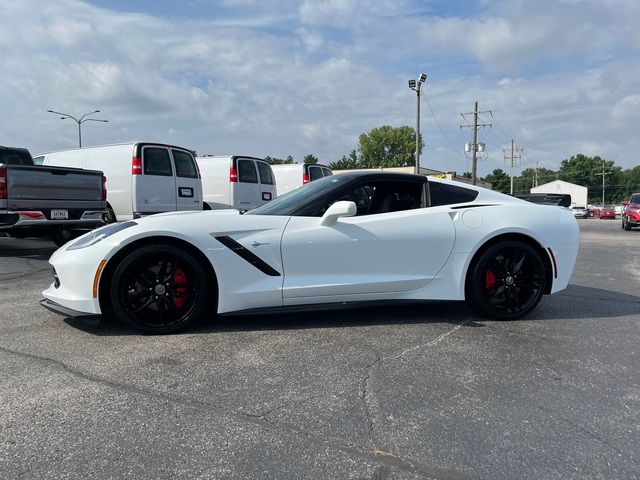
[110,244,208,333]
[624,216,631,231]
[467,240,547,320]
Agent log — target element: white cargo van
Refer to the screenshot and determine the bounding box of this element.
[34,142,203,222]
[195,155,276,211]
[271,163,332,196]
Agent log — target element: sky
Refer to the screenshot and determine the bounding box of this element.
[1,0,639,177]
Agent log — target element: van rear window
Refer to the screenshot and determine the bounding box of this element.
[238,160,258,183]
[144,148,173,176]
[308,166,323,181]
[173,150,198,178]
[257,162,274,185]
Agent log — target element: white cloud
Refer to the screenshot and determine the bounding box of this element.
[0,0,638,174]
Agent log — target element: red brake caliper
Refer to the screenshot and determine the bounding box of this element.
[173,267,187,309]
[485,269,496,289]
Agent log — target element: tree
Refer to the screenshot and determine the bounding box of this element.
[484,168,510,193]
[264,155,294,165]
[303,154,318,164]
[513,167,556,195]
[329,150,361,170]
[358,125,423,168]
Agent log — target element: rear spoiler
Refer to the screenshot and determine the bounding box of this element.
[515,193,572,207]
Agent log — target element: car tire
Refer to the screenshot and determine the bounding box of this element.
[624,217,631,231]
[110,244,208,334]
[466,240,547,321]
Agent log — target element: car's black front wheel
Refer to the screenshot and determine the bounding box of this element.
[467,240,547,320]
[110,244,208,334]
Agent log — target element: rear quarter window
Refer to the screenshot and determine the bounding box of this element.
[172,150,198,178]
[429,182,479,206]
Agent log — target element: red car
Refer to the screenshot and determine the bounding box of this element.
[600,205,616,219]
[622,193,640,230]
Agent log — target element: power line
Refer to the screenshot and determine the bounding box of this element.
[488,111,516,142]
[423,94,467,161]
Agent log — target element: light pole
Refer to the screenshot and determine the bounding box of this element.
[47,109,108,148]
[408,73,427,174]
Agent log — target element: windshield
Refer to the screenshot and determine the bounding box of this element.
[247,175,350,216]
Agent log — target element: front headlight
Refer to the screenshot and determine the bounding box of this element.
[66,221,137,250]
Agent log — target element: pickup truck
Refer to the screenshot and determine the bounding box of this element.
[1,146,106,245]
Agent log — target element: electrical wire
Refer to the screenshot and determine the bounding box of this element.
[423,94,467,161]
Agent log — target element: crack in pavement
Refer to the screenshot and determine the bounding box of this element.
[360,321,471,475]
[0,345,470,480]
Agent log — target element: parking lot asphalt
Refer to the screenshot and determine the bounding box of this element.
[0,220,639,480]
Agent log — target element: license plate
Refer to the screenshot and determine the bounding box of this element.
[51,209,68,220]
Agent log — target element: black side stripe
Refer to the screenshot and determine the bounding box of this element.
[215,236,281,276]
[449,204,497,210]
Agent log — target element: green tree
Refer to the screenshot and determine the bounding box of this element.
[303,154,318,164]
[358,125,423,168]
[264,155,294,165]
[329,149,362,170]
[513,167,556,195]
[484,168,510,193]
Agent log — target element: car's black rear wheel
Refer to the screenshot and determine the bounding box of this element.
[624,217,631,231]
[110,244,208,334]
[467,240,547,320]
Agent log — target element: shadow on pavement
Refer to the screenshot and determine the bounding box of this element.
[62,284,640,336]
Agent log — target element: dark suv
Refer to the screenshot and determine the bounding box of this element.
[622,193,640,230]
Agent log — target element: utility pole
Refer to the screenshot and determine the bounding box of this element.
[460,102,492,185]
[534,161,539,188]
[503,139,522,195]
[595,159,611,206]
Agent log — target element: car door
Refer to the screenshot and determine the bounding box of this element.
[280,179,456,301]
[234,158,261,210]
[137,146,176,214]
[256,161,276,206]
[172,149,202,211]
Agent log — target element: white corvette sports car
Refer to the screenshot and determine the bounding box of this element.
[41,172,579,333]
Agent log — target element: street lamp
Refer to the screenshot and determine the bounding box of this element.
[47,109,108,148]
[408,73,427,174]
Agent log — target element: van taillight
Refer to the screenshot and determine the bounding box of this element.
[101,175,107,201]
[131,157,142,175]
[302,173,309,184]
[0,167,6,199]
[229,167,238,183]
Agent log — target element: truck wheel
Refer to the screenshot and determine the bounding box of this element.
[51,227,76,247]
[102,207,117,224]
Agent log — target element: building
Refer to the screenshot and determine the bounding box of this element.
[531,180,587,208]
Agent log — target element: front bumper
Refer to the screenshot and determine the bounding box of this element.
[40,298,101,320]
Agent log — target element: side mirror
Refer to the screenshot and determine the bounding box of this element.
[320,201,357,226]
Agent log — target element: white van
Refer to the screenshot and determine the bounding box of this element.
[34,142,203,222]
[195,155,276,211]
[271,163,332,196]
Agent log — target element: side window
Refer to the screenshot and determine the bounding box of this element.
[305,180,424,217]
[322,168,332,177]
[172,150,198,178]
[238,159,258,183]
[33,156,45,165]
[308,166,323,181]
[143,148,173,176]
[257,162,274,185]
[429,182,479,206]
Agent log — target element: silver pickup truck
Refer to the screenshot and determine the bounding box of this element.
[1,146,106,245]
